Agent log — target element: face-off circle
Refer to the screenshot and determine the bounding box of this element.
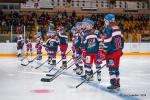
[30,89,54,93]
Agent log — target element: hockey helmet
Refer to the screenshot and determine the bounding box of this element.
[104,14,115,22]
[57,26,64,30]
[71,26,77,35]
[76,22,83,30]
[82,18,89,22]
[84,19,94,29]
[47,30,56,38]
[34,32,41,39]
[57,26,65,35]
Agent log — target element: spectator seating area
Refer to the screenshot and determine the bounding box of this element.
[0,10,150,42]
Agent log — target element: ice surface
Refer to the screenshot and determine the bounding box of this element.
[0,56,150,100]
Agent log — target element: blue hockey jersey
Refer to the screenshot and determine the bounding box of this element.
[26,41,32,50]
[45,38,59,51]
[35,40,43,51]
[58,32,68,46]
[83,29,102,54]
[17,38,24,49]
[103,24,124,55]
[72,33,82,49]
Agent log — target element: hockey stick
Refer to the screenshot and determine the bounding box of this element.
[41,57,73,82]
[47,49,72,73]
[21,48,60,67]
[46,57,73,76]
[21,56,38,66]
[35,59,50,69]
[34,50,61,69]
[75,64,106,88]
[20,52,33,61]
[20,54,28,61]
[41,56,81,82]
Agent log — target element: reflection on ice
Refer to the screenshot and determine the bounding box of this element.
[0,56,149,100]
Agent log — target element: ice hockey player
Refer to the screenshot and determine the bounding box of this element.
[35,33,43,60]
[57,25,68,68]
[17,35,24,57]
[103,14,124,90]
[44,29,59,66]
[71,24,83,75]
[24,38,33,62]
[26,38,32,56]
[81,19,103,82]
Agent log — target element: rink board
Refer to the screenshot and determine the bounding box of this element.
[0,43,150,57]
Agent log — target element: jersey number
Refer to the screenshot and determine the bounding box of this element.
[115,38,122,49]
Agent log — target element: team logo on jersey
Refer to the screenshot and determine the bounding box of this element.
[108,59,114,66]
[87,38,96,49]
[49,41,54,46]
[85,56,91,63]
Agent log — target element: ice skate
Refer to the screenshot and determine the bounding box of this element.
[97,71,101,82]
[75,66,83,75]
[36,56,42,60]
[81,70,93,81]
[50,60,56,66]
[60,61,67,69]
